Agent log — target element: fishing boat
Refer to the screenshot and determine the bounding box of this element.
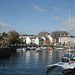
[46,7,75,74]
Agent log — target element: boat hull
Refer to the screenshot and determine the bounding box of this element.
[63,68,75,74]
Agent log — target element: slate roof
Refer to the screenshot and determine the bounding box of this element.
[38,32,50,36]
[70,36,75,38]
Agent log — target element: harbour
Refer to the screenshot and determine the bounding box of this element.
[0,48,71,75]
[0,0,75,75]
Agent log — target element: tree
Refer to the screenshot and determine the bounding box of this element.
[7,30,19,44]
[2,32,8,37]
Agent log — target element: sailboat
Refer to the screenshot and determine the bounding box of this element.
[46,7,75,73]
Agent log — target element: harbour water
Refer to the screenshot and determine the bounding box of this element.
[0,49,74,75]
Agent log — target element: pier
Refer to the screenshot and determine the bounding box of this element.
[8,44,53,50]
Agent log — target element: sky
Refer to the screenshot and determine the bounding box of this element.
[0,0,75,35]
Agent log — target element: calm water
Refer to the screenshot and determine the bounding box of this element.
[0,49,74,75]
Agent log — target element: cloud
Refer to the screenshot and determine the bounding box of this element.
[32,4,45,12]
[51,16,61,20]
[0,22,16,28]
[52,7,61,11]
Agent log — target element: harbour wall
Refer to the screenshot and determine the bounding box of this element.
[0,47,11,57]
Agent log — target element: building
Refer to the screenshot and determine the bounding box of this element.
[59,34,69,44]
[59,34,75,47]
[38,31,53,45]
[19,34,35,44]
[35,37,39,45]
[52,31,69,44]
[26,36,31,44]
[19,32,53,45]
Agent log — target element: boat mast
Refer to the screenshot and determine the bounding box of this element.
[69,7,71,62]
[69,7,71,49]
[0,22,1,36]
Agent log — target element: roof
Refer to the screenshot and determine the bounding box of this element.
[19,34,35,36]
[38,32,50,36]
[70,36,75,38]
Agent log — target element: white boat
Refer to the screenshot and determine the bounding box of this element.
[46,62,75,73]
[30,47,36,50]
[56,47,64,50]
[36,47,42,52]
[16,48,22,52]
[16,48,27,52]
[23,48,27,52]
[41,47,48,50]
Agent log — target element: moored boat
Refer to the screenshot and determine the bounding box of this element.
[46,62,75,73]
[36,47,42,52]
[48,47,53,50]
[16,48,27,52]
[56,47,64,50]
[41,46,48,50]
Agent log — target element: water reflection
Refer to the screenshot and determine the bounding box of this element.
[0,49,74,75]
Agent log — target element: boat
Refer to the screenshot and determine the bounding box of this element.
[62,53,69,62]
[36,47,42,52]
[16,48,27,52]
[29,47,36,50]
[46,7,75,74]
[46,62,75,73]
[62,49,75,62]
[56,47,64,50]
[23,48,27,52]
[48,47,53,50]
[41,46,48,50]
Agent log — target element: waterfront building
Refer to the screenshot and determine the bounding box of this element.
[51,31,69,45]
[48,35,53,44]
[19,32,53,45]
[19,34,35,44]
[59,34,69,45]
[26,36,31,44]
[35,37,39,45]
[59,34,75,47]
[38,31,53,45]
[26,36,39,45]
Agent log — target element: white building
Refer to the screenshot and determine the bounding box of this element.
[26,37,31,44]
[48,35,53,44]
[35,37,39,45]
[59,35,75,46]
[19,34,35,43]
[59,36,68,44]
